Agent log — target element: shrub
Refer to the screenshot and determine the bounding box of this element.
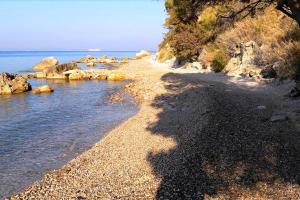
[211,50,229,72]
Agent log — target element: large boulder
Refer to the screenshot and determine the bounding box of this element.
[44,63,80,79]
[0,72,32,95]
[32,57,59,71]
[224,41,259,77]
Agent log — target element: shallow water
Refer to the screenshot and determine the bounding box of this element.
[0,52,138,198]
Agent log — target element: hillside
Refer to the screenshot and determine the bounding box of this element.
[157,0,300,96]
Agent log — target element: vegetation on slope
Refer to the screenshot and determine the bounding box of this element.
[159,0,300,82]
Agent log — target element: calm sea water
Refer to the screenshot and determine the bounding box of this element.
[0,51,138,73]
[0,51,138,198]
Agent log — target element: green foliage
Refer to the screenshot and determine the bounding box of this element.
[161,1,235,62]
[211,50,229,73]
[160,0,300,80]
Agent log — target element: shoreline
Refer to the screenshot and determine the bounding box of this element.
[11,57,300,199]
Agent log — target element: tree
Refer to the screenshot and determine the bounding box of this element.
[166,0,300,25]
[276,0,300,25]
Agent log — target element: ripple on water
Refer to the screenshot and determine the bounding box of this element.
[0,79,138,198]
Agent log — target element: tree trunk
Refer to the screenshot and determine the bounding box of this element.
[277,0,300,26]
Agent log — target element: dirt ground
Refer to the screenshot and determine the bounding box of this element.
[12,58,300,200]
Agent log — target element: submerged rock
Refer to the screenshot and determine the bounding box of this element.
[32,85,54,94]
[32,57,59,71]
[0,72,32,95]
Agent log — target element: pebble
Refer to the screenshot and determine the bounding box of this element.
[257,105,266,110]
[270,115,288,122]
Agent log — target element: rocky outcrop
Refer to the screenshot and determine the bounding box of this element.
[44,63,80,79]
[134,50,151,60]
[79,55,95,63]
[32,57,59,71]
[32,85,54,94]
[78,55,128,64]
[0,72,32,95]
[65,70,91,80]
[86,62,96,67]
[224,41,260,77]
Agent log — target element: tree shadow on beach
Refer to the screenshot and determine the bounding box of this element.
[147,72,300,199]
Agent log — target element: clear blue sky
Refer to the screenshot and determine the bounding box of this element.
[0,0,166,51]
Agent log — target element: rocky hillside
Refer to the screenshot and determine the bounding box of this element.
[157,0,300,94]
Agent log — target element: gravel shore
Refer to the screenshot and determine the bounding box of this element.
[11,58,300,199]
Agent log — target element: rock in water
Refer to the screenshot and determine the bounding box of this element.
[67,70,90,80]
[44,63,80,79]
[32,85,54,94]
[79,55,95,63]
[0,72,32,95]
[32,57,59,71]
[86,62,96,67]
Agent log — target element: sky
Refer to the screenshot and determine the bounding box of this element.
[0,0,166,51]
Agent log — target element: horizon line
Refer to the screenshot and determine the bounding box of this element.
[0,50,156,52]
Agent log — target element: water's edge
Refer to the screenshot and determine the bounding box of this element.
[0,51,139,198]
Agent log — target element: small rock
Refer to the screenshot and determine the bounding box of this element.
[260,65,277,79]
[257,105,266,110]
[32,85,54,94]
[270,115,288,122]
[289,87,300,98]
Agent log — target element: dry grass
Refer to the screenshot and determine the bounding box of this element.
[216,6,300,78]
[156,43,174,63]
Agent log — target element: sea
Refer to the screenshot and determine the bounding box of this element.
[0,51,139,198]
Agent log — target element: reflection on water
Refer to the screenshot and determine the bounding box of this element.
[0,79,138,198]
